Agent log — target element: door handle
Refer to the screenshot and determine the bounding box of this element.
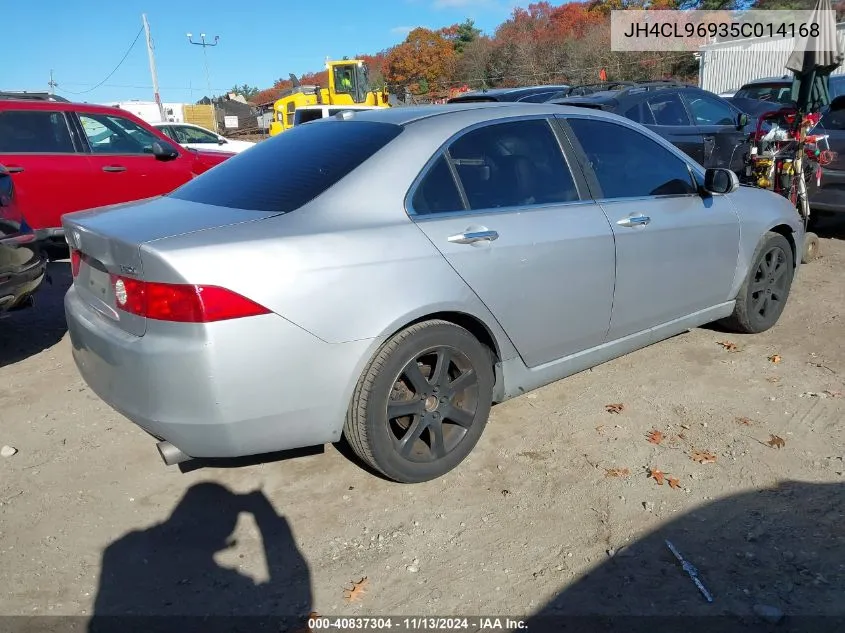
[616,215,651,228]
[102,165,126,173]
[447,230,499,244]
[4,166,24,174]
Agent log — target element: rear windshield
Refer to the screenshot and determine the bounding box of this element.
[169,120,402,212]
[294,109,325,125]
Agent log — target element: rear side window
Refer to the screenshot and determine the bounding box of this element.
[735,83,792,104]
[170,120,402,212]
[446,119,579,211]
[412,155,464,214]
[0,111,74,153]
[567,118,696,199]
[624,102,656,125]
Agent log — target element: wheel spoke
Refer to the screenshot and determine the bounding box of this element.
[445,369,477,396]
[429,418,447,459]
[388,399,424,419]
[752,292,766,314]
[759,295,770,316]
[402,360,430,395]
[397,415,427,457]
[443,404,474,429]
[773,262,789,283]
[431,349,451,388]
[750,280,767,294]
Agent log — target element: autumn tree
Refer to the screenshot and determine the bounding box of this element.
[384,28,457,94]
[439,19,483,53]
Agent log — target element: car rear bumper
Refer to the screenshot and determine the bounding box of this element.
[0,245,46,314]
[64,286,375,459]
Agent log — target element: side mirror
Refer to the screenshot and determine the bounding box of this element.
[737,112,749,129]
[151,141,179,161]
[217,138,227,145]
[703,167,739,194]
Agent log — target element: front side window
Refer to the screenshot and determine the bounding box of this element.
[647,93,691,126]
[0,111,74,153]
[446,119,579,210]
[172,125,219,144]
[79,113,161,154]
[567,118,697,199]
[686,94,736,126]
[334,65,355,94]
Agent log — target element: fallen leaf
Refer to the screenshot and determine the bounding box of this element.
[648,468,665,485]
[667,476,681,490]
[605,403,624,414]
[767,376,781,383]
[736,416,754,426]
[604,467,631,478]
[343,577,369,603]
[767,434,786,449]
[680,424,691,430]
[824,390,842,398]
[646,429,665,445]
[595,424,606,436]
[717,341,739,352]
[769,354,782,364]
[690,450,717,464]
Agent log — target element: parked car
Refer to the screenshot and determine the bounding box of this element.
[0,165,45,315]
[549,81,752,173]
[64,103,804,483]
[294,105,384,126]
[447,85,571,104]
[733,75,845,105]
[152,122,255,154]
[0,98,234,247]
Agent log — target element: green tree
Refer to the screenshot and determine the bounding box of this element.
[229,84,260,99]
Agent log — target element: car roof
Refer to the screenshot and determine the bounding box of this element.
[323,101,627,127]
[0,99,141,116]
[297,105,381,111]
[448,85,570,102]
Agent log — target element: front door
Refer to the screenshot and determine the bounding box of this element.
[409,117,616,369]
[684,91,749,172]
[75,112,190,208]
[563,116,741,340]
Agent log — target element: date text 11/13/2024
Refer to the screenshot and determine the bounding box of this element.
[308,617,528,630]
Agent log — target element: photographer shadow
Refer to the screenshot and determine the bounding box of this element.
[88,482,312,633]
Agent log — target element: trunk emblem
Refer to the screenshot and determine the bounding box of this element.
[119,265,137,275]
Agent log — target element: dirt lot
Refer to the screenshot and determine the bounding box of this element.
[1,221,843,629]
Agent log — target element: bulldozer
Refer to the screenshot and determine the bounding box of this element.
[268,59,390,136]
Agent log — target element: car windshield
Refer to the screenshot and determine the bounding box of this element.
[734,83,793,104]
[169,120,402,212]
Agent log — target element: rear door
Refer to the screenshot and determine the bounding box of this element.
[634,92,705,165]
[683,91,749,172]
[409,117,617,368]
[562,116,740,340]
[0,108,95,232]
[74,111,192,207]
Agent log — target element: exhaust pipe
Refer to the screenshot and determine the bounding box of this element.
[156,441,192,466]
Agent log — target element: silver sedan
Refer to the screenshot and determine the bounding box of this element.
[63,103,805,483]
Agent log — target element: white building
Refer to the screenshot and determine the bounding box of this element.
[102,100,186,125]
[698,23,845,95]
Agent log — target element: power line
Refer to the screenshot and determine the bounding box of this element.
[61,27,145,95]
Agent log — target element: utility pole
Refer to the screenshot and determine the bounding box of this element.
[187,32,220,132]
[48,70,58,95]
[142,13,166,123]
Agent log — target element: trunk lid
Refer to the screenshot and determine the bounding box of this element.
[64,196,282,336]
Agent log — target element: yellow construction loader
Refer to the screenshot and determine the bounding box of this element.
[269,59,390,136]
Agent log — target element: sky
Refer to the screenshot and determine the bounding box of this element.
[4,0,531,105]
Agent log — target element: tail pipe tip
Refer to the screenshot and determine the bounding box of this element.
[156,441,192,466]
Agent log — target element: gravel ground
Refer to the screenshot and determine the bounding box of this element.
[0,220,843,629]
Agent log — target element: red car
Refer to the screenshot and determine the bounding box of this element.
[0,97,233,247]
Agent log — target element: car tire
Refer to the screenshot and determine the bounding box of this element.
[802,231,820,264]
[721,231,794,334]
[344,320,494,483]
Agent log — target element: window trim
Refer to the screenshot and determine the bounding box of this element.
[644,92,694,128]
[0,110,80,155]
[557,113,703,203]
[405,114,590,220]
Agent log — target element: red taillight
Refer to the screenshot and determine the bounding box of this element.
[70,249,81,277]
[110,276,271,323]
